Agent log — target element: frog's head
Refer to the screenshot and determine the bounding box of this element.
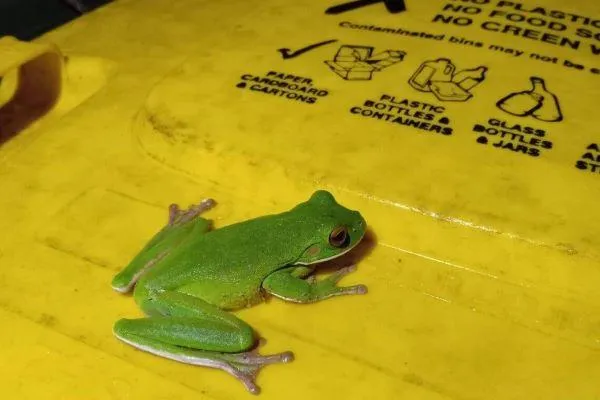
[294,190,367,265]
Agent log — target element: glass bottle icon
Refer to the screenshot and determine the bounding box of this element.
[496,76,563,122]
[452,66,488,91]
[530,77,563,122]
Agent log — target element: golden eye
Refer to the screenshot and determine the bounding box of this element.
[329,226,349,248]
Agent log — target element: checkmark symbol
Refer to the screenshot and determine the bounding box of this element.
[325,0,406,14]
[278,39,338,60]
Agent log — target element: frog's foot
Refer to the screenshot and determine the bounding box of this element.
[114,320,292,395]
[316,265,368,297]
[121,336,292,395]
[168,198,216,226]
[217,347,295,394]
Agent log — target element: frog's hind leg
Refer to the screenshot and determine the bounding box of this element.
[113,291,293,394]
[111,198,216,294]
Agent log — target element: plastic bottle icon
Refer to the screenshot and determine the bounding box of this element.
[496,76,563,122]
[408,59,487,101]
[452,66,488,91]
[409,58,455,92]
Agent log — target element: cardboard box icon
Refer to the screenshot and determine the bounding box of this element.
[325,45,405,80]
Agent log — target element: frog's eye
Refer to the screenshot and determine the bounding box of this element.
[329,226,350,248]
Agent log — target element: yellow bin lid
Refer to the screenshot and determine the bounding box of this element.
[0,0,598,398]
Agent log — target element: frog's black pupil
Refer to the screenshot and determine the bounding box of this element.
[330,228,349,248]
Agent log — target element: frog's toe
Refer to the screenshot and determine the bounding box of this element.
[236,349,295,365]
[330,264,358,282]
[228,367,261,395]
[168,203,181,225]
[222,349,294,394]
[340,284,368,295]
[321,266,368,298]
[224,348,295,368]
[168,198,216,226]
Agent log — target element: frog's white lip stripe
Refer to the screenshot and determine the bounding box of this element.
[294,230,366,266]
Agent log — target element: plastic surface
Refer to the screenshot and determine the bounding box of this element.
[0,0,598,398]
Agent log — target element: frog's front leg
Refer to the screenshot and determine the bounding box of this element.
[113,290,293,395]
[262,265,367,303]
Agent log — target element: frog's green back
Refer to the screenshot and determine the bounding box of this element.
[134,191,365,306]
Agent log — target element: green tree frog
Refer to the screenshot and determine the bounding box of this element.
[111,190,368,394]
